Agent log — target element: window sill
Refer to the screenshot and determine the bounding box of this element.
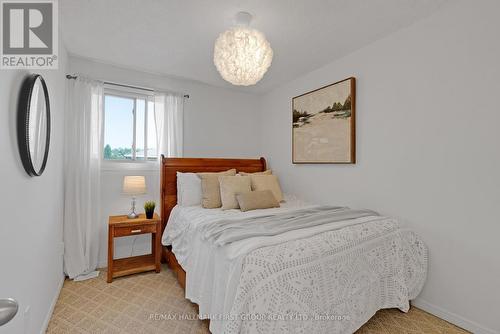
[101,161,159,172]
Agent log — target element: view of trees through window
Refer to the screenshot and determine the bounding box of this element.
[103,93,157,161]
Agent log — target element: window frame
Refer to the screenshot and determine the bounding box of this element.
[102,86,157,167]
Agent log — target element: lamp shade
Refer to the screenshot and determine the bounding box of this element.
[122,176,146,195]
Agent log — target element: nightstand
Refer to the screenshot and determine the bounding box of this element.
[107,213,161,283]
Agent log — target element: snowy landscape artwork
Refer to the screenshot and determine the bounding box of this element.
[292,77,355,163]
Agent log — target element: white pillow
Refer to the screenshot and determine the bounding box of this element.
[176,172,202,206]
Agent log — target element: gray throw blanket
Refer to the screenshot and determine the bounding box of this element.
[202,206,379,246]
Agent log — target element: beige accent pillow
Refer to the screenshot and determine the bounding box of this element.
[238,169,272,176]
[198,169,236,208]
[250,175,284,202]
[219,176,252,210]
[236,190,280,212]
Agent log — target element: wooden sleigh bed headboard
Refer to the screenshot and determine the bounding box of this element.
[160,156,267,237]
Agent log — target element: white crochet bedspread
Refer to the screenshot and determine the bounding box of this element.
[225,219,427,334]
[162,199,427,334]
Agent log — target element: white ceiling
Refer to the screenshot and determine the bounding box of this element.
[61,0,447,93]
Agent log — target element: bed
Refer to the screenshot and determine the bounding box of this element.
[160,156,428,334]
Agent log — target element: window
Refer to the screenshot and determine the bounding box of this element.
[103,89,157,161]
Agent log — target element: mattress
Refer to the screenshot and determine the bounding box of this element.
[161,196,427,334]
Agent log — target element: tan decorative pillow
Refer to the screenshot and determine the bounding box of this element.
[198,169,236,208]
[238,169,272,176]
[236,190,280,212]
[219,176,251,210]
[250,174,284,202]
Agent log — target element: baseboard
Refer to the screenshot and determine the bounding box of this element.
[412,298,497,334]
[97,260,107,270]
[40,274,65,334]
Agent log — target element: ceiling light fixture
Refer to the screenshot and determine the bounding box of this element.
[213,11,273,86]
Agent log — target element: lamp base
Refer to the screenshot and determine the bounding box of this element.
[127,212,139,219]
[127,197,139,219]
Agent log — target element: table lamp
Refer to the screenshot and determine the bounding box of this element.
[123,176,146,219]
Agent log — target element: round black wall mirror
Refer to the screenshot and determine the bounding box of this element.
[17,74,51,177]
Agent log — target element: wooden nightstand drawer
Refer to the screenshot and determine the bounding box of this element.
[114,224,157,237]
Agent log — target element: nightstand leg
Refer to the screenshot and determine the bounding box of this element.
[154,227,161,273]
[151,232,156,257]
[107,226,114,283]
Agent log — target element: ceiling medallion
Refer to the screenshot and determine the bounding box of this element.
[214,12,273,86]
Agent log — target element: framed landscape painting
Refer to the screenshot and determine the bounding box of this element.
[292,77,356,164]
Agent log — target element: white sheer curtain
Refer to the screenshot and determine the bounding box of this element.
[63,77,103,281]
[154,92,184,158]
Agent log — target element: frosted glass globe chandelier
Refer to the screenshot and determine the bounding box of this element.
[214,12,273,86]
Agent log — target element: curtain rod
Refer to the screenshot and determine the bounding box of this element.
[65,74,190,99]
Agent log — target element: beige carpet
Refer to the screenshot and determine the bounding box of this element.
[47,265,469,334]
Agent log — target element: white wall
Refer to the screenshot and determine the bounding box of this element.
[69,56,261,266]
[258,1,500,333]
[0,52,68,332]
